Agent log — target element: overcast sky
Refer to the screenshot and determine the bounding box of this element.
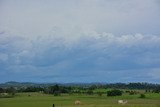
[0,0,160,83]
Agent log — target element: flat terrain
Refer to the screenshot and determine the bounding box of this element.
[0,92,160,107]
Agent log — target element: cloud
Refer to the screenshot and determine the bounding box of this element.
[0,53,8,62]
[0,0,160,36]
[148,68,160,80]
[0,28,160,83]
[0,0,160,83]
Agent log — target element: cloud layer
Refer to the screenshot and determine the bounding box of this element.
[0,0,160,83]
[0,29,160,83]
[0,0,160,36]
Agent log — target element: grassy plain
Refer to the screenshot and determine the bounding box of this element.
[0,92,160,107]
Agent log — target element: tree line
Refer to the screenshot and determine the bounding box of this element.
[0,82,160,97]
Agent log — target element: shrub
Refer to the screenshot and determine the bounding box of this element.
[86,90,93,95]
[0,93,14,98]
[152,88,160,93]
[97,92,103,96]
[107,90,122,96]
[139,94,146,98]
[54,91,61,96]
[129,91,137,95]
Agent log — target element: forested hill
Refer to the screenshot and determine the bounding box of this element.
[0,81,160,90]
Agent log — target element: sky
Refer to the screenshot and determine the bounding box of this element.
[0,0,160,83]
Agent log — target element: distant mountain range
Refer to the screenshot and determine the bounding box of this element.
[0,81,100,88]
[0,81,160,89]
[0,81,59,88]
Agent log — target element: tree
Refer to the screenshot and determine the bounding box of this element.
[152,87,160,93]
[22,86,44,92]
[86,90,93,95]
[48,84,61,96]
[54,91,61,96]
[89,85,97,90]
[107,90,122,96]
[0,88,4,93]
[6,87,16,95]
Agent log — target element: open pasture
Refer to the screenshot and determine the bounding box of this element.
[0,92,160,107]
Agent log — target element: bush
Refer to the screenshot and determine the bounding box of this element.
[139,94,146,98]
[54,91,61,96]
[152,88,160,93]
[86,90,93,95]
[107,90,122,96]
[129,91,137,95]
[97,92,103,96]
[0,93,14,98]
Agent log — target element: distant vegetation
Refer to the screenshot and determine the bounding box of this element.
[0,82,160,98]
[1,81,160,89]
[0,82,160,107]
[107,90,122,96]
[139,94,146,98]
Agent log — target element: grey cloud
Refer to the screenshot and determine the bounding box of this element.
[0,0,160,82]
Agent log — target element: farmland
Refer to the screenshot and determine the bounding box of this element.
[0,82,160,107]
[0,92,160,107]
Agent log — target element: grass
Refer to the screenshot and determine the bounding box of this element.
[0,92,160,107]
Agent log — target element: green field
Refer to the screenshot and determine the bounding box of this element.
[0,92,160,107]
